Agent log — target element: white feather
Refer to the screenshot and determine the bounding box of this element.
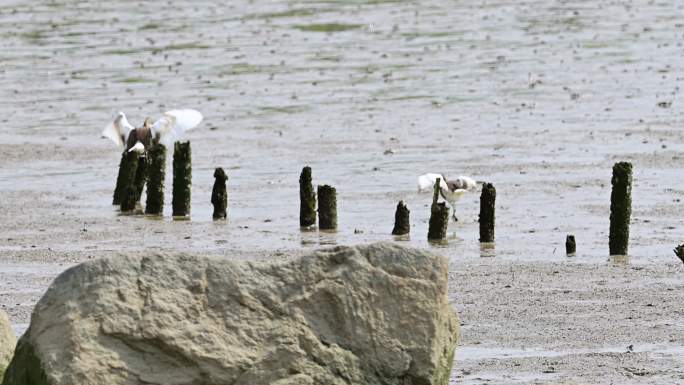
[151,109,203,147]
[418,173,448,192]
[128,142,145,154]
[102,111,134,150]
[418,172,478,221]
[440,189,467,206]
[452,176,478,190]
[418,173,479,221]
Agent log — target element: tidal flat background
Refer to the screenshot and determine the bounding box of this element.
[1,1,683,383]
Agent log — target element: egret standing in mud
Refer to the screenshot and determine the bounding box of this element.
[418,173,478,221]
[102,109,203,155]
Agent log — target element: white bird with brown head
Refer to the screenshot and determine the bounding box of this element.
[102,109,203,156]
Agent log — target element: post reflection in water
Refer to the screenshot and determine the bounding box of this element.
[480,242,495,258]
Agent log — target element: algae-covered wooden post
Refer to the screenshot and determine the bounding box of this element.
[479,183,496,243]
[566,234,576,255]
[674,244,684,264]
[317,185,337,230]
[112,153,128,205]
[133,156,148,203]
[145,144,166,215]
[609,162,632,255]
[120,151,140,212]
[428,178,449,240]
[172,141,192,217]
[299,166,316,227]
[392,201,410,236]
[212,167,228,220]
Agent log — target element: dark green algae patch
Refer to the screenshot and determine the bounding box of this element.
[294,23,363,32]
[1,337,49,385]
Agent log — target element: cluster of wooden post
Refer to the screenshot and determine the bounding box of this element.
[391,160,634,256]
[112,141,197,218]
[111,139,230,221]
[396,161,634,256]
[565,161,633,257]
[298,166,337,231]
[110,156,650,260]
[303,168,500,243]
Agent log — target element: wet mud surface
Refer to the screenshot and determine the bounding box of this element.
[1,0,684,383]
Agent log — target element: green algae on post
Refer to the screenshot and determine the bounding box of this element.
[145,144,166,216]
[317,185,337,230]
[172,141,192,217]
[566,234,576,256]
[609,162,632,256]
[479,183,496,243]
[428,178,449,241]
[120,152,140,212]
[392,200,410,236]
[211,167,228,220]
[299,166,316,227]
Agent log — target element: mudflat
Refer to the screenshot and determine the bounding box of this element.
[1,0,684,383]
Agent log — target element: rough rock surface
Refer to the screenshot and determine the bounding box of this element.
[0,310,16,380]
[2,243,459,385]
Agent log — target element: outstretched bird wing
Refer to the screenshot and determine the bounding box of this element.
[102,112,134,150]
[450,176,478,191]
[151,109,203,147]
[417,173,448,192]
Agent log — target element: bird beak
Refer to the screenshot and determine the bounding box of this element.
[128,142,145,154]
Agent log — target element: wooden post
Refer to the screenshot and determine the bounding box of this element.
[674,244,684,264]
[428,178,449,240]
[112,153,128,205]
[392,201,410,236]
[299,166,316,227]
[566,235,576,255]
[133,156,148,203]
[317,185,337,230]
[432,177,441,205]
[211,167,228,220]
[479,183,496,243]
[120,151,140,212]
[172,141,192,217]
[609,162,632,255]
[145,144,166,215]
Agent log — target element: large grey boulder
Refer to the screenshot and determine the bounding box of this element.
[2,243,459,385]
[0,310,16,381]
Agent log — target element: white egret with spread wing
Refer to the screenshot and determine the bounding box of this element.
[418,173,478,221]
[102,109,203,155]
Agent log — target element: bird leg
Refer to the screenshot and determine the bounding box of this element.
[451,207,458,222]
